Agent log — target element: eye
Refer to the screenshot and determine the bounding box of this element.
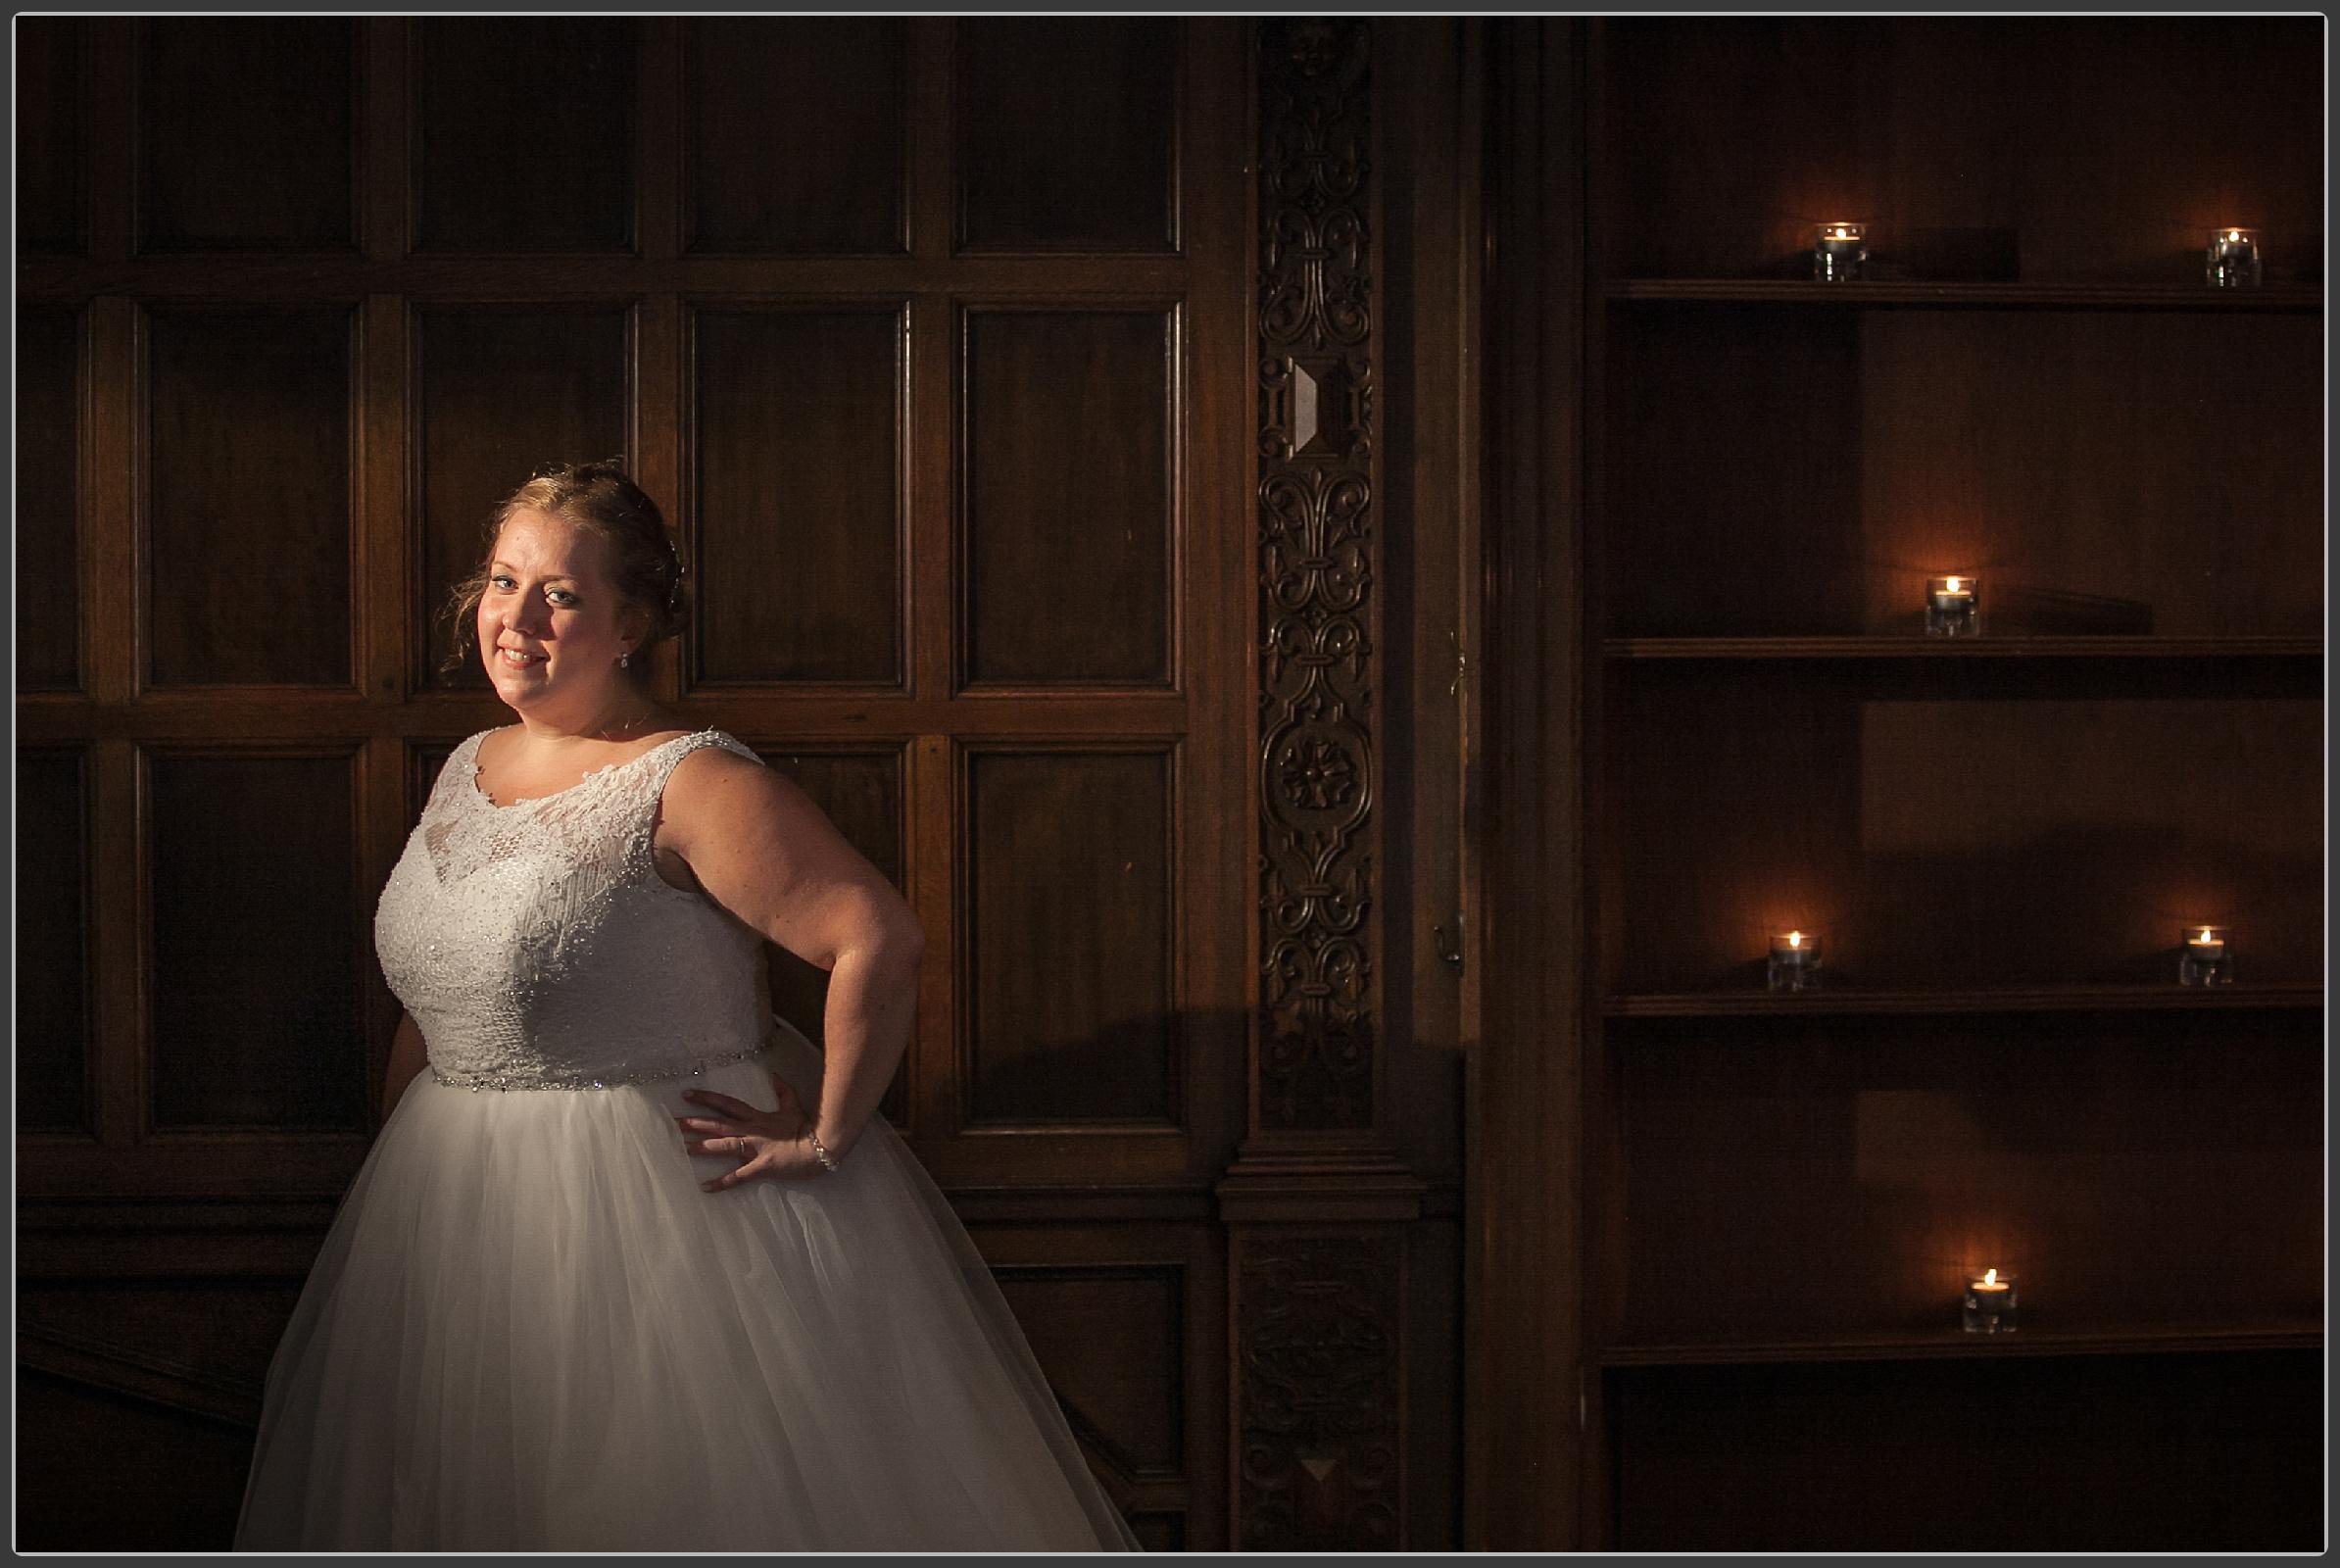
[487,573,515,592]
[546,588,579,608]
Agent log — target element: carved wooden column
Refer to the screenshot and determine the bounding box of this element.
[1221,19,1425,1550]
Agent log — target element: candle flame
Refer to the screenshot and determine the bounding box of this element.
[2197,927,2216,943]
[2228,229,2244,242]
[1982,1268,1996,1287]
[1944,576,1963,593]
[1786,931,1802,948]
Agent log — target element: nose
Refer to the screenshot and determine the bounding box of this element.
[504,594,550,639]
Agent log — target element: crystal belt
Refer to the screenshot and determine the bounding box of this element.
[428,1040,771,1092]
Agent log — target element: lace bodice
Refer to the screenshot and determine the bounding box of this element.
[375,727,776,1090]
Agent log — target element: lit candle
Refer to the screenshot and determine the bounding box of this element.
[1814,221,1867,282]
[2206,226,2262,288]
[1963,1267,2019,1334]
[1767,929,1824,992]
[2178,924,2232,986]
[1925,573,1982,637]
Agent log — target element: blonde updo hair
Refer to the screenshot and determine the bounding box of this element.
[440,460,688,686]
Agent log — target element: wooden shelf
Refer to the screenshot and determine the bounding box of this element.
[1603,984,2323,1018]
[1604,635,2323,662]
[1606,279,2325,312]
[1597,1322,2324,1368]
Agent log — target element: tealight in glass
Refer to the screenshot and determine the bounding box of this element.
[1925,574,1982,638]
[1963,1268,2019,1334]
[1767,930,1823,992]
[1814,222,1867,283]
[2178,925,2232,987]
[2206,227,2262,288]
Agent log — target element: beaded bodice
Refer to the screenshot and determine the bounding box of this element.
[375,727,774,1091]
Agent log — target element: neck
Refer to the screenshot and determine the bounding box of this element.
[509,684,663,746]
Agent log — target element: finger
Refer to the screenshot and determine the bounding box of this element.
[702,1156,763,1193]
[683,1089,758,1118]
[683,1136,752,1159]
[673,1116,732,1133]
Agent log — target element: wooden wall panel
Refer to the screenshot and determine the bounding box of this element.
[145,308,354,689]
[147,751,366,1131]
[17,750,93,1134]
[18,18,1304,1553]
[956,20,1179,253]
[137,19,354,252]
[994,1265,1185,1477]
[17,17,84,253]
[15,1371,254,1551]
[412,19,636,252]
[964,748,1175,1125]
[684,20,909,255]
[1611,1350,2323,1549]
[962,309,1172,686]
[690,307,903,685]
[17,306,82,692]
[415,306,629,690]
[756,747,910,1128]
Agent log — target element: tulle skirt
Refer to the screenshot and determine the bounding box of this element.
[234,1017,1138,1552]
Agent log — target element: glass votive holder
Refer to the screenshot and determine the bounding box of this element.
[2206,227,2263,288]
[1767,930,1823,992]
[1925,574,1982,637]
[1963,1269,2019,1334]
[2178,925,2233,987]
[1814,222,1867,282]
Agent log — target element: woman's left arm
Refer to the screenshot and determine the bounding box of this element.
[658,748,926,1166]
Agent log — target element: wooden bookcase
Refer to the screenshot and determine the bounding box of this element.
[1575,18,2323,1549]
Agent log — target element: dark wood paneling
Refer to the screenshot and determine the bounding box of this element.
[17,751,93,1133]
[145,309,354,689]
[965,749,1173,1125]
[412,19,637,253]
[1612,1350,2322,1549]
[962,309,1171,686]
[1610,669,2321,992]
[1602,19,2323,283]
[138,19,354,253]
[17,306,82,692]
[1606,307,2323,639]
[690,308,902,684]
[1615,1010,2321,1344]
[17,17,84,253]
[147,750,366,1130]
[994,1265,1185,1477]
[956,20,1178,254]
[415,306,629,690]
[16,1370,254,1551]
[756,747,909,1128]
[684,20,908,255]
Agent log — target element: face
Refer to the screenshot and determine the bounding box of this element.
[476,507,650,714]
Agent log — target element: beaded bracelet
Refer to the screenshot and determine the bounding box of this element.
[807,1130,841,1175]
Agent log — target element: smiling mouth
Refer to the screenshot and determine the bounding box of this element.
[499,648,546,667]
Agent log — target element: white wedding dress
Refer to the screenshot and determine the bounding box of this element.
[234,727,1139,1551]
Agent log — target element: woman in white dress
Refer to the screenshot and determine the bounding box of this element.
[234,461,1138,1551]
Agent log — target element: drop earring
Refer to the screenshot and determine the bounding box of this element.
[618,651,630,668]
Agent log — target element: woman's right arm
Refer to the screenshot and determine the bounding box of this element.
[381,1009,429,1123]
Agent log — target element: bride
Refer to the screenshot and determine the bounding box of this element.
[234,461,1139,1551]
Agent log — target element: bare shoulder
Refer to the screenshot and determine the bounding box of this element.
[658,739,823,846]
